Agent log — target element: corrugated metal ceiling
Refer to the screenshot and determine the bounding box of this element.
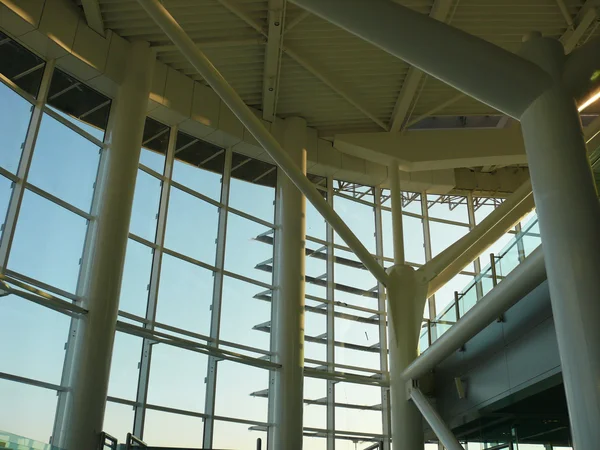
[80,0,598,136]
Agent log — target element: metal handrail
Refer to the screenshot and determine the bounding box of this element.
[126,433,148,450]
[420,215,540,351]
[98,432,118,450]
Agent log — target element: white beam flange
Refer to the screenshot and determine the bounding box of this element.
[289,0,552,119]
[262,0,286,121]
[389,0,454,132]
[284,44,389,131]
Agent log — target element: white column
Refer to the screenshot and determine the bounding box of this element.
[387,167,427,449]
[387,265,427,450]
[271,117,307,450]
[60,41,154,450]
[519,33,600,450]
[389,161,405,265]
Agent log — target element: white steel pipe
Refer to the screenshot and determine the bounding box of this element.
[271,118,307,450]
[136,0,388,286]
[564,36,600,103]
[402,247,546,382]
[421,180,534,296]
[410,387,465,450]
[388,161,405,265]
[520,34,600,450]
[288,0,551,119]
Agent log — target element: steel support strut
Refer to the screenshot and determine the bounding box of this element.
[135,0,388,287]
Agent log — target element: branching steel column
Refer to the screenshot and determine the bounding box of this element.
[520,33,600,450]
[136,0,388,287]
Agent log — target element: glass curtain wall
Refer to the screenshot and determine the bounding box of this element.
[0,31,545,450]
[0,33,111,445]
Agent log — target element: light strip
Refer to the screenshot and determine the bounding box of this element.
[578,90,600,112]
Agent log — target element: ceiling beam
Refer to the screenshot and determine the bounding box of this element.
[81,0,105,36]
[217,0,267,36]
[388,0,455,132]
[555,0,575,29]
[284,44,389,131]
[404,0,597,129]
[561,1,598,53]
[262,0,286,121]
[215,0,384,128]
[285,10,310,34]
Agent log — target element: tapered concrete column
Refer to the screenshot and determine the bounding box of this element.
[520,34,600,450]
[270,117,307,450]
[61,41,154,450]
[387,265,427,450]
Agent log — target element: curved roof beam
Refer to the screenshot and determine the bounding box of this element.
[289,0,552,119]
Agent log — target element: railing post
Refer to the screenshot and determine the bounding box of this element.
[454,291,460,322]
[490,253,498,287]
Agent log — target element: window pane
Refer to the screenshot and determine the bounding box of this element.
[306,195,326,241]
[0,296,69,383]
[107,332,142,401]
[304,436,327,449]
[103,401,134,443]
[336,382,382,434]
[435,272,474,314]
[0,380,57,443]
[155,254,214,336]
[9,190,87,293]
[173,131,224,201]
[427,195,468,222]
[0,31,45,97]
[304,377,327,430]
[220,276,271,351]
[335,346,380,371]
[334,195,376,253]
[0,175,12,233]
[224,213,273,284]
[429,220,469,257]
[119,239,153,317]
[47,69,111,140]
[213,419,267,450]
[164,187,219,265]
[144,409,203,447]
[335,316,379,358]
[215,360,268,422]
[28,113,100,211]
[140,148,166,174]
[229,153,276,222]
[382,210,425,263]
[306,241,327,298]
[147,344,208,413]
[0,82,32,173]
[139,117,170,174]
[130,169,161,241]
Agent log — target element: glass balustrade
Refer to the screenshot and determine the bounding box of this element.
[420,215,540,353]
